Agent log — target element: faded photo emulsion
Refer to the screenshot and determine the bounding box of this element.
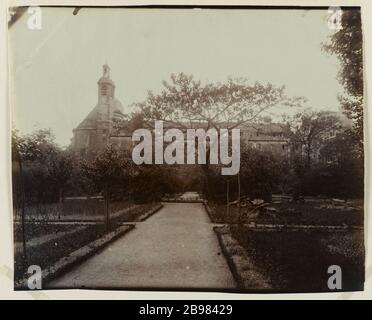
[9,6,364,292]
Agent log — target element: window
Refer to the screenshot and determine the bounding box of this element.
[101,85,108,96]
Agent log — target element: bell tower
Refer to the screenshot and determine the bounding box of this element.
[97,64,115,103]
[72,64,127,158]
[96,64,115,148]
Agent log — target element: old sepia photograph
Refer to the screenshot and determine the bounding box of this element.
[9,5,364,292]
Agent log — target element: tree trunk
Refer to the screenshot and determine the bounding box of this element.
[201,164,211,200]
[226,180,230,222]
[105,187,110,232]
[58,188,63,220]
[237,173,242,224]
[201,143,211,200]
[306,144,312,169]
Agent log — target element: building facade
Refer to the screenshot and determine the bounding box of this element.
[240,122,290,156]
[71,65,131,157]
[74,66,350,162]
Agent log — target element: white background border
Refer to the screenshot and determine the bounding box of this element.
[1,0,370,300]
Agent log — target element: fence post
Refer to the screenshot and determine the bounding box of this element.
[237,172,241,224]
[226,179,230,221]
[105,187,110,232]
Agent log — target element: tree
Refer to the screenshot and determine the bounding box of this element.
[239,145,281,202]
[135,73,305,198]
[283,111,342,199]
[323,9,363,149]
[15,129,72,206]
[137,73,304,131]
[13,128,59,205]
[81,146,133,230]
[16,128,57,163]
[130,164,183,203]
[288,111,341,169]
[12,129,27,257]
[316,132,363,198]
[46,151,73,218]
[128,112,146,132]
[12,128,64,255]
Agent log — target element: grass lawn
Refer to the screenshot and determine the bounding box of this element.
[229,225,364,292]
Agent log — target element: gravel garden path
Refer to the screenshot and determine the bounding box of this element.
[48,198,236,289]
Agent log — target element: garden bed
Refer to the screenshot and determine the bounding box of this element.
[14,223,109,283]
[14,199,134,222]
[15,224,134,289]
[206,199,363,226]
[14,224,80,243]
[14,202,162,284]
[229,225,364,292]
[111,203,162,224]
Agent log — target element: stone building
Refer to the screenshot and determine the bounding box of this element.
[71,65,131,157]
[240,122,290,156]
[73,65,336,161]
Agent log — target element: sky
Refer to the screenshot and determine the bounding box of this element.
[9,7,344,147]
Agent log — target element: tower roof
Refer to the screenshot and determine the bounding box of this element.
[97,64,115,85]
[74,65,123,131]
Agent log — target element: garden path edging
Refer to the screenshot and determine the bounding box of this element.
[15,224,135,290]
[138,204,163,221]
[214,226,272,292]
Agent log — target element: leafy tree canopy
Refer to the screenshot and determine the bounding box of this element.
[135,73,306,130]
[323,9,363,146]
